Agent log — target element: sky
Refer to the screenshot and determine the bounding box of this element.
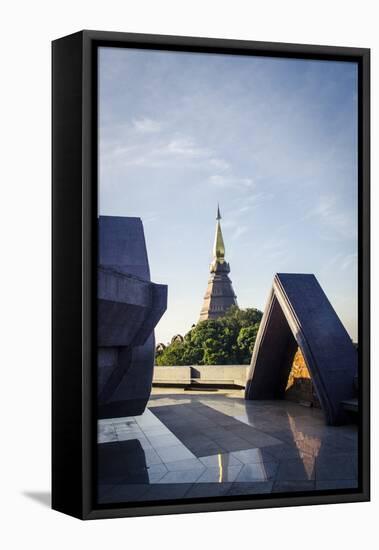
[99,47,358,344]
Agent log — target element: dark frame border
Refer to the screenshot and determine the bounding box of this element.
[52,30,370,520]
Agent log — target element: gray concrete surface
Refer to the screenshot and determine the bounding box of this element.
[97,389,357,504]
[153,365,248,387]
[98,216,167,418]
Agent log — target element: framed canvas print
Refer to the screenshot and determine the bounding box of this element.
[52,30,370,520]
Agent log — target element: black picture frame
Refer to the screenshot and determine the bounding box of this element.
[52,30,370,520]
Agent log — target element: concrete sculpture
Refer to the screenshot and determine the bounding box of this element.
[98,216,167,418]
[245,273,357,425]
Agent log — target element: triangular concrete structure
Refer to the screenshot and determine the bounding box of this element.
[245,273,357,425]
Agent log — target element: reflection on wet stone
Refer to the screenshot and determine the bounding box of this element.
[97,392,358,504]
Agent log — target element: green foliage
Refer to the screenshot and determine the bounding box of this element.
[155,341,187,366]
[155,306,263,366]
[237,325,259,355]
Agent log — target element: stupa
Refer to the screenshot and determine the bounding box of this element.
[199,205,238,321]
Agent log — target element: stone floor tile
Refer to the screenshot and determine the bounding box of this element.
[155,444,195,463]
[235,462,278,482]
[315,455,357,481]
[231,448,275,464]
[165,458,205,471]
[235,429,286,448]
[98,433,118,444]
[262,430,296,444]
[316,479,359,490]
[319,438,357,456]
[98,483,150,504]
[272,480,315,493]
[211,435,255,452]
[178,435,225,457]
[156,469,204,484]
[185,482,233,498]
[97,392,358,498]
[228,481,274,495]
[146,463,168,483]
[199,453,243,468]
[116,432,151,446]
[169,426,207,438]
[146,433,182,449]
[140,425,171,436]
[214,415,242,427]
[138,483,193,501]
[98,424,116,435]
[259,443,302,461]
[141,448,164,466]
[114,427,144,438]
[276,457,315,481]
[196,465,242,483]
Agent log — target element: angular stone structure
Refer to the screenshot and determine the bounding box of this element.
[98,216,167,418]
[245,273,358,425]
[199,206,238,321]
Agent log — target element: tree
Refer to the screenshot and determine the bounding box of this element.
[155,341,187,366]
[237,324,259,363]
[155,306,263,366]
[223,305,262,327]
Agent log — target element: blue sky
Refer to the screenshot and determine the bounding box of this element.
[99,47,358,344]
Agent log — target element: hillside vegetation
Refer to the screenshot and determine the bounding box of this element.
[155,306,263,366]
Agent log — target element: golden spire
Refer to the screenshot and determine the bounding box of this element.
[212,204,225,263]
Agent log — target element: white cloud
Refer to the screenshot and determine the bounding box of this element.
[143,212,159,224]
[101,132,235,177]
[341,253,358,271]
[165,138,210,158]
[259,237,291,264]
[209,158,231,171]
[231,225,248,240]
[208,174,255,189]
[304,194,356,240]
[133,117,161,133]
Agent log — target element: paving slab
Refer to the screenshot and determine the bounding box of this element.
[97,390,358,504]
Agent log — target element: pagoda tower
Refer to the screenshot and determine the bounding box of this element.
[199,205,238,321]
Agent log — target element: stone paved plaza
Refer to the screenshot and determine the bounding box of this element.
[98,389,358,504]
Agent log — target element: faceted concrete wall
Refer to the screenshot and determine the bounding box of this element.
[98,216,151,279]
[98,216,167,418]
[245,273,357,425]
